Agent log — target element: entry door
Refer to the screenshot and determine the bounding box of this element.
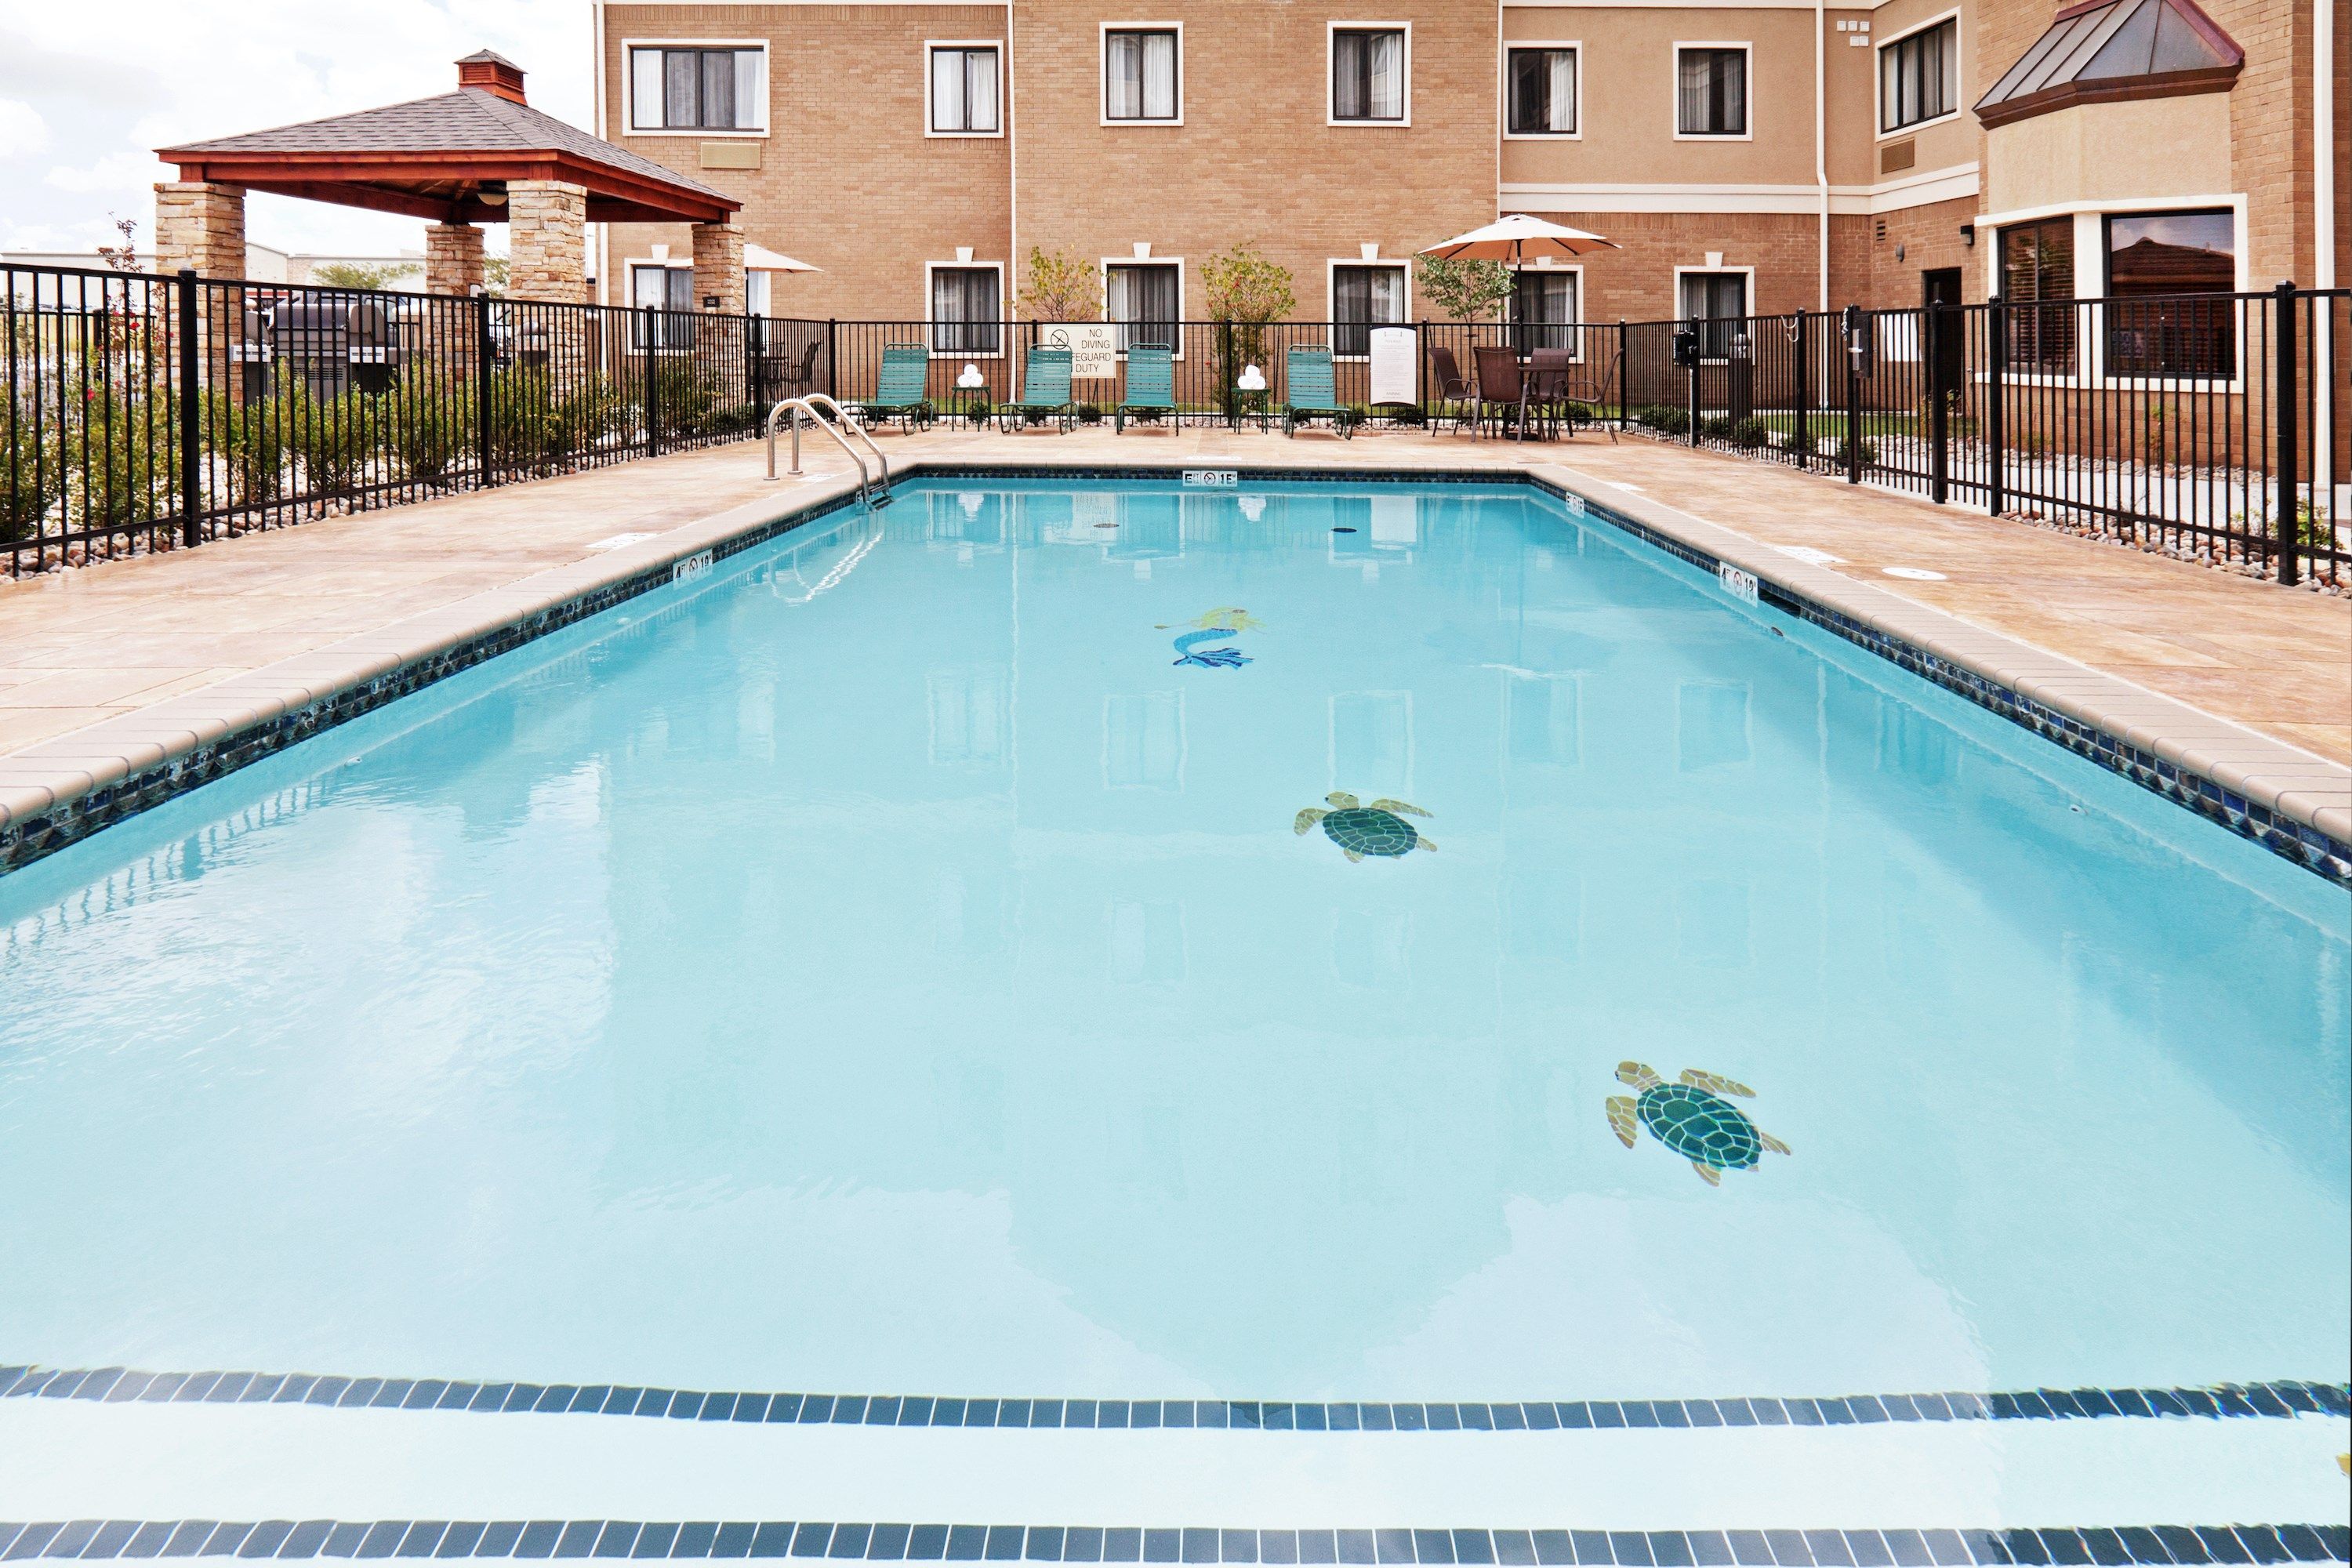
[1922,267,1964,397]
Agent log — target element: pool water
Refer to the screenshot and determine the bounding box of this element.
[1,478,2344,1405]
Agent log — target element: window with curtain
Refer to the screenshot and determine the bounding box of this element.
[1104,29,1179,121]
[1332,28,1406,122]
[1506,47,1577,134]
[931,266,1001,354]
[1999,218,2075,372]
[1511,270,1579,354]
[629,46,764,131]
[1878,20,1955,131]
[1675,47,1748,136]
[928,45,1000,133]
[1333,263,1406,356]
[1678,271,1748,358]
[1106,263,1181,353]
[631,264,695,350]
[2106,209,2234,376]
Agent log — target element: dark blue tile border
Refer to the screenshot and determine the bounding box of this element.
[1,1365,2341,1432]
[0,1523,2339,1566]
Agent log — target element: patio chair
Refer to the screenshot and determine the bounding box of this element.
[1528,348,1588,440]
[1424,343,1475,434]
[998,345,1077,432]
[1472,346,1530,441]
[1116,344,1176,432]
[1282,344,1354,438]
[855,342,932,431]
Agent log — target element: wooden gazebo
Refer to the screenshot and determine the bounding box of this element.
[154,52,743,306]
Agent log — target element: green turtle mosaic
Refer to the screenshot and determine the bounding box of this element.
[1607,1062,1791,1186]
[1293,793,1435,862]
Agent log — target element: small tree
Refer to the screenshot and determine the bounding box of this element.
[1201,245,1296,419]
[96,215,141,274]
[1020,246,1099,321]
[310,260,421,292]
[1418,256,1515,323]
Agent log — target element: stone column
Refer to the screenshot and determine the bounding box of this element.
[425,222,485,297]
[691,221,746,314]
[505,180,588,304]
[153,180,247,278]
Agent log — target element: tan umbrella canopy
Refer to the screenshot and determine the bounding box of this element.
[745,243,820,273]
[1420,213,1619,263]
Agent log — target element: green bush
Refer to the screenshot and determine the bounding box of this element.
[2,406,64,545]
[1728,416,1770,449]
[67,384,182,529]
[1075,403,1104,424]
[1698,414,1734,441]
[383,365,473,485]
[1636,404,1690,435]
[1834,436,1879,468]
[204,390,293,507]
[1780,427,1818,459]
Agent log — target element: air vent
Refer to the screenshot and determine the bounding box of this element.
[1875,220,1888,242]
[1880,138,1917,174]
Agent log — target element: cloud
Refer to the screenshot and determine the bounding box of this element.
[45,151,158,194]
[0,97,49,159]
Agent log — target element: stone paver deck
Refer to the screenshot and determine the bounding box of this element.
[2,423,2346,860]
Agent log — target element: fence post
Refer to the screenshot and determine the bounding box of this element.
[1928,300,1950,504]
[644,311,661,460]
[824,318,838,401]
[474,292,495,488]
[1686,335,1700,447]
[1843,304,1863,485]
[1987,293,2006,517]
[1617,319,1628,428]
[176,270,201,549]
[1793,311,1810,470]
[2274,280,2300,586]
[747,315,764,420]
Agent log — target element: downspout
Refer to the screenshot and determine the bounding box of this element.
[593,0,609,307]
[1007,0,1018,317]
[1816,0,1830,311]
[2314,0,2336,517]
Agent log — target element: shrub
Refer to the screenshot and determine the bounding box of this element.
[1075,403,1104,424]
[1636,404,1689,434]
[1698,415,1733,441]
[2,406,65,545]
[1728,416,1771,450]
[205,389,294,506]
[1834,436,1879,468]
[1780,427,1818,459]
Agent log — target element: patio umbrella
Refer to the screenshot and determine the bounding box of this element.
[745,243,821,273]
[1418,214,1618,263]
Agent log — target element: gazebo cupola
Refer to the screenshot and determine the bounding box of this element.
[154,51,745,307]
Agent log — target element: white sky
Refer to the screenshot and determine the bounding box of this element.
[0,0,592,257]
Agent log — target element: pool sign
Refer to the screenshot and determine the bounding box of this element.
[1041,321,1117,380]
[673,549,713,584]
[1185,470,1240,487]
[1717,563,1759,603]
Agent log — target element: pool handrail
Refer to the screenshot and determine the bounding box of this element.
[766,394,893,505]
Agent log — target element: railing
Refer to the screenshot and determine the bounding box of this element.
[7,262,2342,589]
[4,263,780,575]
[1622,285,2349,588]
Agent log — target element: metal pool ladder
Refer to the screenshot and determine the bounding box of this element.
[766,395,893,506]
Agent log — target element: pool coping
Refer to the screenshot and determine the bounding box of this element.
[0,459,2345,886]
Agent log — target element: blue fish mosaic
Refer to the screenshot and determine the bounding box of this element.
[1160,608,1263,669]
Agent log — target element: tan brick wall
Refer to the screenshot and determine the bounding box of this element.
[509,180,589,303]
[426,222,485,296]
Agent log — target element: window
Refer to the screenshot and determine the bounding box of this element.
[1511,270,1578,354]
[930,265,1001,354]
[928,45,1000,134]
[1879,19,1956,131]
[1675,46,1748,136]
[1104,28,1179,122]
[629,45,764,132]
[1332,27,1407,122]
[1678,271,1748,359]
[1999,217,2075,372]
[1506,46,1578,135]
[631,263,695,349]
[2106,209,2235,376]
[746,270,771,317]
[1332,263,1407,356]
[1105,262,1181,353]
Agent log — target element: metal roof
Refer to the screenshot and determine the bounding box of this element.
[1976,0,2242,128]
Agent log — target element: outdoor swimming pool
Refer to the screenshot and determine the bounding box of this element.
[1,477,2345,1424]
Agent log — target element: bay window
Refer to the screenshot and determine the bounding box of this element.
[2106,209,2235,376]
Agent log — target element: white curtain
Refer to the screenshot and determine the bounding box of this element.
[1544,49,1574,132]
[931,48,997,132]
[1335,31,1405,120]
[732,50,763,129]
[1107,31,1177,119]
[1367,31,1403,119]
[630,49,664,130]
[965,49,999,129]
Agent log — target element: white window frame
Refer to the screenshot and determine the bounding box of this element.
[1873,10,1962,141]
[924,260,1007,360]
[1501,39,1582,140]
[1325,257,1412,360]
[924,39,1005,139]
[1671,264,1756,361]
[626,258,697,352]
[1507,262,1587,362]
[1328,21,1413,128]
[622,38,770,137]
[1099,257,1188,358]
[1671,41,1753,142]
[1099,22,1184,127]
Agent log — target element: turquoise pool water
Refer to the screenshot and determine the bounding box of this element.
[1,478,2344,1403]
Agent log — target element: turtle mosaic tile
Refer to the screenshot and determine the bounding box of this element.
[0,1366,2342,1431]
[0,1523,2342,1566]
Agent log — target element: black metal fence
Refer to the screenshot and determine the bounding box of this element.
[7,263,2343,589]
[4,264,779,575]
[1620,285,2349,588]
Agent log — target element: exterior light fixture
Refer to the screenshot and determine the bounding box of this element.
[1960,223,1976,248]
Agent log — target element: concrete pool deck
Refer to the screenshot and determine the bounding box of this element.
[2,423,2347,871]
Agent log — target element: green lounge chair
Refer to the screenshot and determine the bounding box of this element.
[1115,344,1176,431]
[856,343,932,430]
[1283,344,1355,438]
[999,346,1076,431]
